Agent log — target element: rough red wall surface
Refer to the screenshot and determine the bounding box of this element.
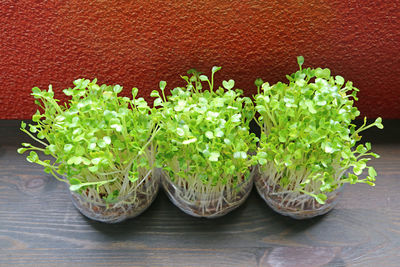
[0,0,399,119]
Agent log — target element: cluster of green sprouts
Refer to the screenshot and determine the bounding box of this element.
[19,58,382,208]
[152,67,258,195]
[253,56,383,204]
[18,79,158,204]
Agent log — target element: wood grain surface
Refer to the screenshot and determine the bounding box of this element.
[0,120,399,267]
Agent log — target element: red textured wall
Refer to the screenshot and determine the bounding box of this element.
[0,0,399,119]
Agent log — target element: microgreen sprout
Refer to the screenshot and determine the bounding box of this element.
[152,67,258,216]
[253,56,383,210]
[18,79,159,220]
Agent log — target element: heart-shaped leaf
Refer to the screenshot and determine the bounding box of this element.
[222,79,235,90]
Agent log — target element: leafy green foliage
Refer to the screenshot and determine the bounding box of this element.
[153,67,258,187]
[253,56,383,202]
[18,79,158,203]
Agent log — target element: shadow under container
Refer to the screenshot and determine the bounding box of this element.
[255,170,344,220]
[161,167,256,218]
[69,172,160,223]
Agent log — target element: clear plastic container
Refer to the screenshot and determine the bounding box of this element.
[161,167,256,218]
[69,172,159,223]
[255,171,344,220]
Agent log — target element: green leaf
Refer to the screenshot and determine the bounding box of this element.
[111,124,122,132]
[159,81,167,91]
[91,84,100,91]
[113,84,122,94]
[176,128,185,136]
[132,87,138,98]
[323,142,334,153]
[368,167,377,177]
[17,148,27,154]
[81,157,91,165]
[364,180,375,186]
[187,68,198,75]
[88,165,98,172]
[91,158,101,165]
[69,184,83,191]
[211,66,222,74]
[199,75,209,82]
[32,112,42,122]
[205,131,214,139]
[103,136,111,145]
[257,151,267,158]
[375,117,383,129]
[341,151,350,159]
[88,143,96,150]
[315,68,331,79]
[26,151,39,163]
[295,79,306,87]
[21,121,26,129]
[69,178,81,185]
[150,90,160,98]
[258,158,267,165]
[153,98,163,107]
[365,142,371,150]
[63,88,73,96]
[231,114,241,122]
[335,75,345,85]
[97,139,106,148]
[75,145,85,156]
[180,75,189,83]
[214,128,224,138]
[256,105,267,113]
[353,166,362,175]
[182,138,197,144]
[209,152,220,162]
[234,151,247,159]
[47,144,56,154]
[32,87,41,94]
[297,56,304,67]
[29,125,37,133]
[315,193,327,204]
[356,144,366,154]
[67,156,82,165]
[224,138,232,145]
[64,144,73,153]
[305,100,317,114]
[322,68,331,78]
[348,173,359,184]
[254,78,264,87]
[222,79,235,90]
[129,175,138,183]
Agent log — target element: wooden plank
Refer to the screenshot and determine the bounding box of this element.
[1,120,400,266]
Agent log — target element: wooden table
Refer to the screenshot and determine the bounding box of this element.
[1,120,399,266]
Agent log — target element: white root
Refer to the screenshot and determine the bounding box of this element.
[71,165,159,222]
[163,168,255,216]
[257,161,342,212]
